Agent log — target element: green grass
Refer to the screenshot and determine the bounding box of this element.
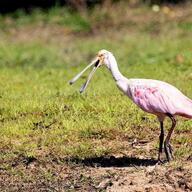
[0,7,91,32]
[0,3,192,172]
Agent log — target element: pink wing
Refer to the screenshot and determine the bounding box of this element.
[128,79,192,118]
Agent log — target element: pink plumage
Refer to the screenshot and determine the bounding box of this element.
[69,49,192,162]
[127,79,192,119]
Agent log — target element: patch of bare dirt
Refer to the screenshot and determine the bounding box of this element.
[0,24,73,43]
[0,154,192,192]
[107,164,192,192]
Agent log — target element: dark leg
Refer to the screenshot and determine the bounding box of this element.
[164,113,176,161]
[158,121,164,162]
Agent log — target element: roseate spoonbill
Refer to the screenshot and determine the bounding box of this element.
[69,49,192,162]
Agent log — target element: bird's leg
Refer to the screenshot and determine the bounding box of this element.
[164,113,176,162]
[158,121,164,163]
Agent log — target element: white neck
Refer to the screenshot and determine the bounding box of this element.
[107,55,125,81]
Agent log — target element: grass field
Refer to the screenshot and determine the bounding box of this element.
[0,2,192,191]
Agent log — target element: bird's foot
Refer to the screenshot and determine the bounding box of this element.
[157,156,166,164]
[164,143,174,162]
[157,159,164,165]
[157,153,164,164]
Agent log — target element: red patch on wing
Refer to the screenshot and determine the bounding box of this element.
[134,88,141,97]
[147,87,158,94]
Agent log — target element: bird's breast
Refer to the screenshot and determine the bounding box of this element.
[116,80,132,98]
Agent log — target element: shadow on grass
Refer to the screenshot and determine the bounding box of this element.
[67,156,158,167]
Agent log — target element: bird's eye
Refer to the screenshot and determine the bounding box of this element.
[98,54,103,57]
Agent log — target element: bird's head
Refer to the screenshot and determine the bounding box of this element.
[96,49,114,68]
[69,49,113,93]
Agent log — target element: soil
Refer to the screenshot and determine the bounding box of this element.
[0,154,192,192]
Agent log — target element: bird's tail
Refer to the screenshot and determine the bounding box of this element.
[178,97,192,119]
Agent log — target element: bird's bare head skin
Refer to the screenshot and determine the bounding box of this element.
[97,49,115,69]
[69,49,111,93]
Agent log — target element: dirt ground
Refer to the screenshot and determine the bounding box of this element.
[1,148,192,192]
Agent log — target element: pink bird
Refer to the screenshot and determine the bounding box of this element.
[69,49,192,162]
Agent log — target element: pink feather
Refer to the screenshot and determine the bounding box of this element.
[127,79,192,119]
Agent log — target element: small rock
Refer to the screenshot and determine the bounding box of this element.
[186,181,192,191]
[97,179,113,190]
[130,180,137,185]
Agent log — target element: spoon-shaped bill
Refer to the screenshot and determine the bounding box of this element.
[79,65,99,93]
[69,59,97,85]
